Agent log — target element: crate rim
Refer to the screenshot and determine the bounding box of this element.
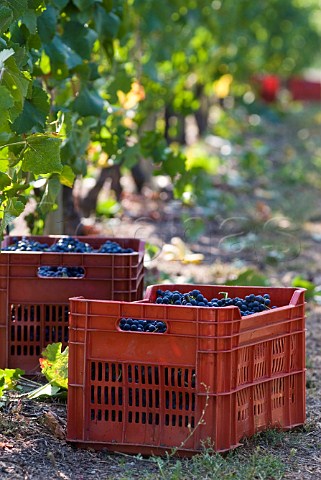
[69,282,306,317]
[144,283,306,294]
[1,235,145,256]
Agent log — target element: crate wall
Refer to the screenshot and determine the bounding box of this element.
[0,235,144,374]
[67,285,306,454]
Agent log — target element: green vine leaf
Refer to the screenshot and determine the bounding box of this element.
[38,175,61,214]
[2,56,30,107]
[0,48,15,68]
[59,165,75,188]
[0,85,14,110]
[72,0,96,11]
[21,9,38,35]
[37,5,57,43]
[22,135,62,174]
[6,199,25,216]
[72,88,104,116]
[0,172,11,190]
[6,0,28,20]
[28,0,46,9]
[45,35,82,72]
[94,5,121,40]
[13,85,50,134]
[0,148,10,172]
[62,21,97,60]
[52,0,69,10]
[2,198,26,232]
[0,6,13,34]
[0,86,14,143]
[0,368,24,398]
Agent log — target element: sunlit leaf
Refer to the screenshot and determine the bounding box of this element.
[39,50,51,74]
[22,135,62,174]
[59,165,75,188]
[0,148,10,172]
[27,383,61,399]
[96,198,121,217]
[292,275,315,299]
[2,199,26,232]
[0,368,24,397]
[0,49,14,68]
[40,342,68,390]
[2,57,30,106]
[226,269,270,287]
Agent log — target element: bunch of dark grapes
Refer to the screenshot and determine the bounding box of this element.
[38,266,85,278]
[3,237,136,254]
[155,289,274,316]
[2,237,49,251]
[119,317,167,333]
[97,240,134,254]
[48,237,93,253]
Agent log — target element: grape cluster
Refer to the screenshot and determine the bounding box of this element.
[38,266,85,278]
[119,317,167,333]
[3,236,136,254]
[3,237,49,251]
[98,240,134,254]
[155,289,274,316]
[48,237,93,253]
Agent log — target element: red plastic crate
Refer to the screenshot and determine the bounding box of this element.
[0,235,144,374]
[288,77,321,101]
[67,284,306,455]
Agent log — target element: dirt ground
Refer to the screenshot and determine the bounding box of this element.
[1,202,321,479]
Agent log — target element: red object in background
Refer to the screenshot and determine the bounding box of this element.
[260,75,280,102]
[288,77,321,101]
[251,74,280,103]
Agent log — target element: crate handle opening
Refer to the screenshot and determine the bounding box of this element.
[118,317,167,333]
[37,266,85,279]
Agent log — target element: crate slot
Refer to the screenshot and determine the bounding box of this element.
[10,304,42,358]
[37,266,85,278]
[88,360,196,431]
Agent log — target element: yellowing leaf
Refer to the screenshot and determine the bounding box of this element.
[59,164,75,188]
[40,50,51,75]
[0,148,10,172]
[117,81,145,110]
[40,342,68,390]
[0,368,24,397]
[213,74,233,99]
